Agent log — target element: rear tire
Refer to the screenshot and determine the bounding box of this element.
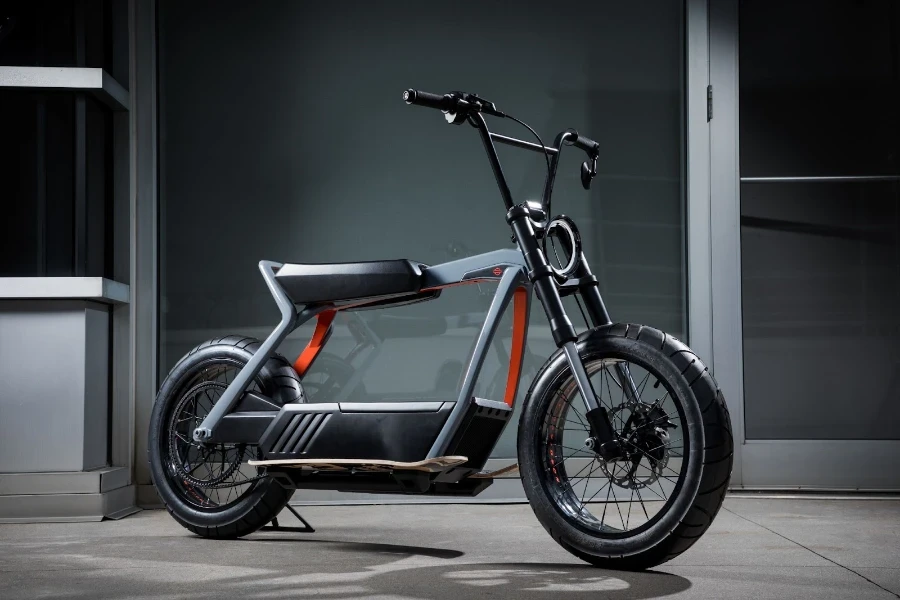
[518,323,733,570]
[148,336,304,539]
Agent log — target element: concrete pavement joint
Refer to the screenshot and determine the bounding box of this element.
[723,506,900,599]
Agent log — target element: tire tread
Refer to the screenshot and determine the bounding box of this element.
[520,323,733,570]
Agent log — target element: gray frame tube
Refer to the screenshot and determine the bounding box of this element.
[427,266,530,458]
[193,261,324,442]
[194,249,529,443]
[421,248,527,287]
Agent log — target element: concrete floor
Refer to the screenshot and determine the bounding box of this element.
[0,497,898,600]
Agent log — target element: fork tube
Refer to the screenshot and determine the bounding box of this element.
[571,257,638,403]
[573,254,612,327]
[507,207,576,347]
[507,209,621,448]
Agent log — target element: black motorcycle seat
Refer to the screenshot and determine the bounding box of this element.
[275,259,426,304]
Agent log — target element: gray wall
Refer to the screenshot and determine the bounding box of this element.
[0,301,108,472]
[157,1,686,457]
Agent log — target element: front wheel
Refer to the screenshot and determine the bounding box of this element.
[518,323,733,570]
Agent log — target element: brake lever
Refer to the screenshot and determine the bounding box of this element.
[580,155,598,190]
[444,93,470,125]
[447,92,505,124]
[465,93,505,117]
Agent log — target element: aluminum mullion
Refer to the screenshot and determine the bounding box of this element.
[74,93,87,276]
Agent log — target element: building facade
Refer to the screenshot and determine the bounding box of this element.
[1,0,898,520]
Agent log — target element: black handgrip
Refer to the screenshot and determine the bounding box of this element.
[572,134,600,155]
[403,89,453,111]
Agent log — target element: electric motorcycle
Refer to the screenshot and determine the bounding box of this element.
[149,89,733,570]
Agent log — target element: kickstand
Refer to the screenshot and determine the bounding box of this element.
[261,504,315,533]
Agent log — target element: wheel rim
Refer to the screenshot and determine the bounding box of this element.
[163,361,269,510]
[539,356,689,538]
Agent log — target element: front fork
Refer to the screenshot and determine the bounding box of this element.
[508,207,634,460]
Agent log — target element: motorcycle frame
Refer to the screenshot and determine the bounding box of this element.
[193,111,633,459]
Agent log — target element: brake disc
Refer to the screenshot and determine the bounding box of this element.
[600,403,673,490]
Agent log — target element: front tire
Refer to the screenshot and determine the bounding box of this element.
[148,336,304,539]
[518,323,733,570]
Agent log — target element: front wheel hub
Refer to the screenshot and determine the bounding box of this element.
[598,401,676,489]
[585,436,628,461]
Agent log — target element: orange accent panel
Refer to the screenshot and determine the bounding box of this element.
[293,310,337,376]
[504,287,529,407]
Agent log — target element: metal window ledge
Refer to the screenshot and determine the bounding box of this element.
[0,468,138,523]
[0,467,130,496]
[0,277,129,304]
[0,66,129,111]
[0,486,138,523]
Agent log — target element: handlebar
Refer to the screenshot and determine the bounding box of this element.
[404,88,599,157]
[403,86,602,203]
[569,133,600,156]
[404,88,504,118]
[403,89,457,112]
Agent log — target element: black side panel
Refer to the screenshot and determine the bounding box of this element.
[259,403,452,463]
[205,391,283,442]
[441,397,512,476]
[305,409,448,461]
[208,412,278,443]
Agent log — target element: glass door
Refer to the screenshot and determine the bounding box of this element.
[710,0,900,489]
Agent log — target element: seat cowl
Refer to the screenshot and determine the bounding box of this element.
[275,259,427,304]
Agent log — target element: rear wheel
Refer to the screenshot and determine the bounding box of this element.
[148,336,304,538]
[518,323,733,570]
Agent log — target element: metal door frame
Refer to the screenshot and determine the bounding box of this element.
[698,0,900,490]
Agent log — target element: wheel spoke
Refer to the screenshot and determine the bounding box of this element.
[601,368,626,430]
[554,459,596,497]
[551,449,582,469]
[635,370,652,401]
[580,460,600,507]
[561,459,595,484]
[560,444,590,454]
[567,403,590,430]
[600,480,613,525]
[656,478,669,503]
[662,463,683,479]
[579,478,611,513]
[613,481,627,529]
[626,486,635,529]
[633,481,650,520]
